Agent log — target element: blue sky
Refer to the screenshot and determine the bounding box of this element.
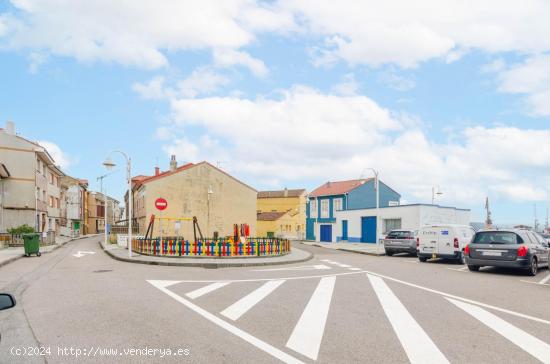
[1,1,550,226]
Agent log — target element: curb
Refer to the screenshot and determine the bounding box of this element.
[301,242,386,257]
[0,234,101,268]
[99,241,313,268]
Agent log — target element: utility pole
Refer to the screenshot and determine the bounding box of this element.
[534,204,539,232]
[485,197,493,228]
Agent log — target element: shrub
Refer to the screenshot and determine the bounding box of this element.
[8,224,36,234]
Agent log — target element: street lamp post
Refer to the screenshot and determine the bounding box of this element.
[431,186,443,205]
[103,151,132,258]
[360,168,380,253]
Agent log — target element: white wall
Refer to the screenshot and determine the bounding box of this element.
[335,205,471,243]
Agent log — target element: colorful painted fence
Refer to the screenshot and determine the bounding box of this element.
[131,237,291,257]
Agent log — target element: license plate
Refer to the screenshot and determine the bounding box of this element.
[482,251,502,256]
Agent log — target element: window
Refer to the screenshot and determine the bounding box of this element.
[383,219,402,234]
[49,196,54,207]
[472,232,521,245]
[42,190,46,202]
[320,199,329,218]
[36,159,41,172]
[333,198,343,214]
[310,200,317,218]
[55,198,59,208]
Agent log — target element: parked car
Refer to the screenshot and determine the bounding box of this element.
[0,293,16,311]
[464,229,550,276]
[382,230,417,256]
[417,224,475,263]
[542,233,550,245]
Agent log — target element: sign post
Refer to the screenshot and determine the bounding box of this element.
[155,198,168,250]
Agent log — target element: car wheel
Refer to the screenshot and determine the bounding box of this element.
[385,250,393,256]
[419,256,427,262]
[468,265,479,272]
[527,257,538,276]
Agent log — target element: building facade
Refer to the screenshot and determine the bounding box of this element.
[335,204,471,243]
[131,157,257,239]
[60,176,88,237]
[0,122,65,233]
[306,178,401,242]
[256,188,306,239]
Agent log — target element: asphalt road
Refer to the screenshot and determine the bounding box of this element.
[1,236,549,364]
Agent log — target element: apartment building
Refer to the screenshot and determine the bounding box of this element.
[0,122,65,233]
[60,176,88,237]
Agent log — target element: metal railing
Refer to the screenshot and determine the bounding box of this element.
[131,237,291,257]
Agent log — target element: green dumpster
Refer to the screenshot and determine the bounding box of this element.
[23,233,41,257]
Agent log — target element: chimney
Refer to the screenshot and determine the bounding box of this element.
[155,167,160,176]
[169,155,177,172]
[284,188,288,197]
[5,121,15,135]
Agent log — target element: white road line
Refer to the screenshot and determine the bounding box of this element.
[147,280,304,364]
[186,282,230,299]
[221,280,285,321]
[286,276,336,360]
[447,298,550,363]
[447,267,468,272]
[326,261,352,268]
[348,267,361,271]
[252,265,331,272]
[367,274,449,364]
[320,259,332,262]
[405,260,419,264]
[538,274,550,285]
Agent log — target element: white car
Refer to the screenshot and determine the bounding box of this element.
[417,224,475,263]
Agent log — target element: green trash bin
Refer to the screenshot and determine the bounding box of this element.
[23,233,41,257]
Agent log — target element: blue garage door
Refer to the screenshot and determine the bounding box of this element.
[320,225,332,242]
[342,220,348,241]
[361,216,377,243]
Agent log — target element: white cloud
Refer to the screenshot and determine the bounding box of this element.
[37,140,75,170]
[160,87,550,205]
[331,73,359,95]
[177,67,230,98]
[132,76,169,100]
[27,51,48,73]
[378,72,415,91]
[281,0,550,68]
[496,55,550,116]
[213,49,268,77]
[1,0,286,69]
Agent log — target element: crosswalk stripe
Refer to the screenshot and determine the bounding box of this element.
[221,280,285,321]
[186,282,230,299]
[367,274,450,364]
[447,298,550,363]
[538,274,550,285]
[286,276,336,360]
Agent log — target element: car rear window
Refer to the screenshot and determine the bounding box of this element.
[472,232,522,245]
[387,231,411,239]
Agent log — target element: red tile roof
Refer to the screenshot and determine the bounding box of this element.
[309,178,372,197]
[257,211,288,221]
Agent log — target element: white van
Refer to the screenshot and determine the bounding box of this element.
[417,224,475,263]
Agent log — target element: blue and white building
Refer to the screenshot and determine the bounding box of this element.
[306,179,401,242]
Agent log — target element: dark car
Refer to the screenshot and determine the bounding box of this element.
[382,230,417,256]
[464,229,550,276]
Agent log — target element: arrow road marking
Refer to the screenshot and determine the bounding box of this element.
[252,264,331,272]
[72,251,96,258]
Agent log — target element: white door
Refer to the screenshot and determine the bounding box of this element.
[419,227,438,255]
[437,227,454,255]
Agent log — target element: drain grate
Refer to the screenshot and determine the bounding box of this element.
[92,269,113,273]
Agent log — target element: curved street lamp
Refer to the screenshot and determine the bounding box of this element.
[103,151,132,258]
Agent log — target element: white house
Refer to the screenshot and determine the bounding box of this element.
[334,204,471,243]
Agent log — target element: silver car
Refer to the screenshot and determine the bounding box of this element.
[382,230,417,256]
[464,229,550,276]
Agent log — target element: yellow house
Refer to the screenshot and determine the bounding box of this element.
[131,156,257,239]
[256,188,307,239]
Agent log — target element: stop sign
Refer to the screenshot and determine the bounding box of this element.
[155,198,168,211]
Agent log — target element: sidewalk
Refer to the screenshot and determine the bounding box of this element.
[99,240,313,268]
[0,235,97,268]
[300,241,385,256]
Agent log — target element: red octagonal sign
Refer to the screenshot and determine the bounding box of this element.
[155,198,168,211]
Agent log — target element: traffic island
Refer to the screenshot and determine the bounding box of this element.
[99,239,313,268]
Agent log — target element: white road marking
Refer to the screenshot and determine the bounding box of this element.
[186,282,230,299]
[286,276,336,360]
[72,251,96,258]
[538,273,550,285]
[447,298,550,363]
[446,267,468,272]
[348,267,361,271]
[221,280,285,321]
[155,269,550,326]
[326,261,352,268]
[405,260,419,264]
[368,274,449,364]
[147,280,304,364]
[252,265,331,272]
[320,259,332,262]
